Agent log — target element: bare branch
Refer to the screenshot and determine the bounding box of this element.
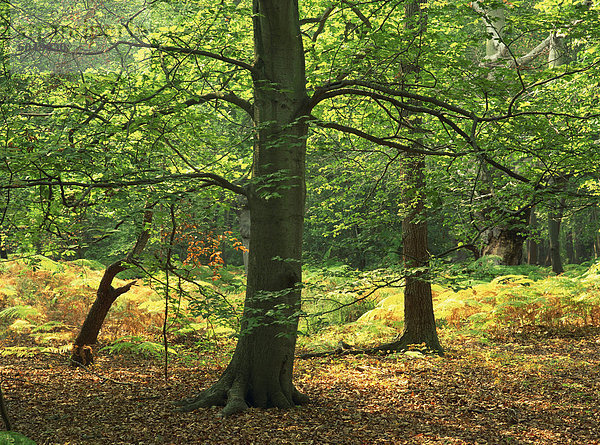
[1,172,247,197]
[164,92,253,119]
[342,1,372,29]
[309,80,476,118]
[312,118,461,157]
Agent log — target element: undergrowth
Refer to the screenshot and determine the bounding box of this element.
[1,255,600,360]
[0,257,244,359]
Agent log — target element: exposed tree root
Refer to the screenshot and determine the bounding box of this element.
[175,372,309,417]
[70,344,94,366]
[299,335,444,359]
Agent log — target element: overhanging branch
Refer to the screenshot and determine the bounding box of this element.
[1,172,247,197]
[163,92,253,119]
[312,118,461,157]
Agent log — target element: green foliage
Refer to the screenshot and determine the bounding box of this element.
[434,256,551,290]
[436,260,600,336]
[101,336,178,358]
[0,431,37,445]
[0,344,70,358]
[301,265,401,334]
[0,305,41,323]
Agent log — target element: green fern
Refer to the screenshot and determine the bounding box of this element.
[31,321,66,333]
[101,336,178,357]
[0,305,41,322]
[0,346,41,358]
[0,431,37,444]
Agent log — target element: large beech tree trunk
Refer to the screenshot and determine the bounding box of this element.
[480,204,530,266]
[71,210,152,365]
[177,0,309,416]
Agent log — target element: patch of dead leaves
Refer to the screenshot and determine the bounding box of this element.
[1,331,599,444]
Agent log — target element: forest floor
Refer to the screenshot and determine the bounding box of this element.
[2,326,599,445]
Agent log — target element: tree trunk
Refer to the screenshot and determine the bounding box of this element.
[593,206,600,259]
[537,240,548,266]
[71,209,152,365]
[237,196,250,274]
[0,383,11,431]
[548,202,564,274]
[70,262,134,365]
[397,154,443,353]
[373,0,442,355]
[177,0,310,416]
[527,209,538,265]
[573,235,585,263]
[565,229,574,264]
[481,210,529,266]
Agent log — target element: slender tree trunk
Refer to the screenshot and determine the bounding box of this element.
[547,187,565,274]
[373,0,442,355]
[565,229,574,264]
[178,0,310,416]
[397,155,443,353]
[593,206,600,259]
[537,240,547,266]
[527,209,538,265]
[71,209,152,365]
[548,204,564,274]
[548,215,563,273]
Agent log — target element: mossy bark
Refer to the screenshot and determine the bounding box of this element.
[481,224,528,266]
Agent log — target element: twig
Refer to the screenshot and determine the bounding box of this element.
[69,358,136,386]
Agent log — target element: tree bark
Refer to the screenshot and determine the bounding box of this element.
[395,153,443,353]
[565,229,574,264]
[237,195,251,274]
[177,0,310,416]
[71,209,152,365]
[537,240,548,266]
[481,226,526,265]
[372,0,442,355]
[527,209,538,265]
[593,206,600,259]
[548,201,564,274]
